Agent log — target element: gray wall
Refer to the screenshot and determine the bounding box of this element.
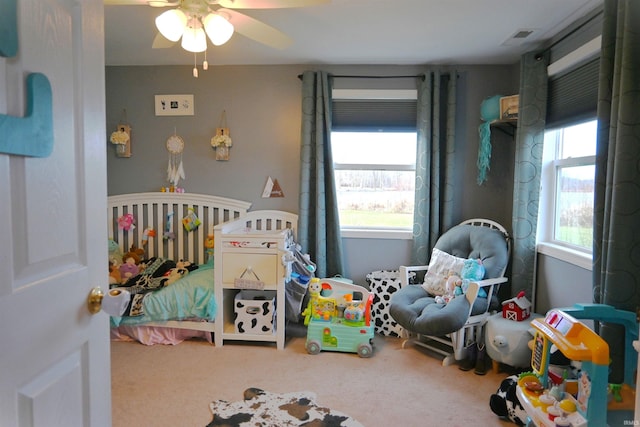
[535,254,592,314]
[105,63,520,286]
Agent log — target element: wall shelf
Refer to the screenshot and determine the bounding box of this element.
[490,119,517,137]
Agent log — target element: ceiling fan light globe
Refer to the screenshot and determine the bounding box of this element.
[155,9,187,42]
[181,27,207,52]
[203,13,234,46]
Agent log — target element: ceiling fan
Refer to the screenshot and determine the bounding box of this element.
[104,0,330,53]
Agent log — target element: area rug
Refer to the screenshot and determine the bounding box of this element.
[207,387,364,427]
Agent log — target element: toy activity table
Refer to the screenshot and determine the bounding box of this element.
[516,305,637,427]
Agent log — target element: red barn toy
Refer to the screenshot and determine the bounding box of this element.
[502,291,531,321]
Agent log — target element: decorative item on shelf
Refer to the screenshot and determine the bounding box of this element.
[110,109,132,158]
[166,130,185,187]
[210,110,232,161]
[500,95,519,120]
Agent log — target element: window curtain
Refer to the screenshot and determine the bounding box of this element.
[593,0,640,384]
[510,51,550,302]
[298,70,345,278]
[411,70,457,264]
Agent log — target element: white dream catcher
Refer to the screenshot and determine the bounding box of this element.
[166,132,185,187]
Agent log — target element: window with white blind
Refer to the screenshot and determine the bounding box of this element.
[331,90,417,239]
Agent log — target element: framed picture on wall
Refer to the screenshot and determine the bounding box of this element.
[154,94,194,116]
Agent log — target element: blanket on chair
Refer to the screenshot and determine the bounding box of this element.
[207,387,363,427]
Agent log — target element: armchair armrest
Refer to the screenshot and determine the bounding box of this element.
[465,276,508,319]
[398,265,429,287]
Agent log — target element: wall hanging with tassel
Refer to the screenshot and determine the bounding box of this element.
[166,131,185,189]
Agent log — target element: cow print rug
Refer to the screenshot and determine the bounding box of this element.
[207,387,363,427]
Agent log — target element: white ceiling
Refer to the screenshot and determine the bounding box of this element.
[104,0,603,67]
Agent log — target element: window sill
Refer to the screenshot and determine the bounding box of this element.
[536,242,592,271]
[341,229,412,240]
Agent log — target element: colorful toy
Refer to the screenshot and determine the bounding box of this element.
[304,278,375,358]
[460,258,486,296]
[515,304,638,427]
[502,290,532,321]
[117,213,135,231]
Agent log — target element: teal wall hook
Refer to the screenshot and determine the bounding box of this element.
[0,0,18,57]
[0,73,54,158]
[1,0,54,158]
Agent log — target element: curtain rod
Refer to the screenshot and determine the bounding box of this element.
[297,74,425,81]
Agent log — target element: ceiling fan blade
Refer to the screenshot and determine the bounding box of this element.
[217,0,329,9]
[152,32,176,48]
[103,0,178,6]
[221,9,292,49]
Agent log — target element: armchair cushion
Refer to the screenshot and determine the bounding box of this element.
[389,285,490,336]
[434,224,508,279]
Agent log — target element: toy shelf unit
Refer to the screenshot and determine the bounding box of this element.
[304,278,375,358]
[214,210,298,350]
[516,305,638,427]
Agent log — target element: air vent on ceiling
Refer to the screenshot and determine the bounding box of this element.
[502,28,540,46]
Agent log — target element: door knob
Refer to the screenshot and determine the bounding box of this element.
[87,287,130,316]
[87,287,104,314]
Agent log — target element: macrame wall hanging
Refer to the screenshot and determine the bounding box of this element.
[476,95,502,185]
[166,130,185,188]
[210,110,232,161]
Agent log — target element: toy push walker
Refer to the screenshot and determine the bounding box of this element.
[516,305,637,426]
[303,278,375,357]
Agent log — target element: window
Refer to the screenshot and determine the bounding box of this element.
[538,119,596,267]
[331,89,417,239]
[332,131,416,236]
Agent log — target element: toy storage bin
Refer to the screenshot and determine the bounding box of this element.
[234,290,276,334]
[366,270,404,337]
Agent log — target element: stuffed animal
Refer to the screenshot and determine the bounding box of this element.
[161,260,198,287]
[435,259,486,304]
[119,250,141,282]
[459,258,487,297]
[435,272,462,304]
[109,260,121,286]
[489,375,527,425]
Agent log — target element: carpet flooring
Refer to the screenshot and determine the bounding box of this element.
[111,335,515,426]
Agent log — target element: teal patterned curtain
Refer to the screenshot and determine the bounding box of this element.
[593,0,640,384]
[298,70,345,278]
[510,51,549,301]
[411,71,457,264]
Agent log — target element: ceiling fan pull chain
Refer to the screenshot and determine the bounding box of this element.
[203,49,209,70]
[193,53,198,77]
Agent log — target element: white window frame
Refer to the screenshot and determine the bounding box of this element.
[332,89,417,240]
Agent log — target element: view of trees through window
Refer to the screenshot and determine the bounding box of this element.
[545,120,597,250]
[331,132,416,229]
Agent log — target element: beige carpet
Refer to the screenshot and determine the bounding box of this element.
[111,335,515,426]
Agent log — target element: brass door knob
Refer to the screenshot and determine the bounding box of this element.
[87,287,104,314]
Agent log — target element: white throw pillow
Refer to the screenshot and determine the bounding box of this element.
[421,248,466,296]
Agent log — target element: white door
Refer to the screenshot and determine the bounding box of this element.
[0,0,110,426]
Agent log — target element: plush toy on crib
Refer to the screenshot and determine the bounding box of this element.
[119,250,141,282]
[161,260,198,287]
[109,260,121,286]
